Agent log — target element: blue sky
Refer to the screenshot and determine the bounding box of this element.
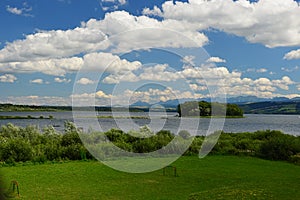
[0,0,300,106]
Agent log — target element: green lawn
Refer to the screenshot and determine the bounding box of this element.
[1,156,300,199]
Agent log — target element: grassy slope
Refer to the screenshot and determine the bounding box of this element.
[1,156,300,200]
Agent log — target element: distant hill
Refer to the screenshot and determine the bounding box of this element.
[226,95,293,104]
[130,101,151,107]
[238,101,300,114]
[151,96,300,115]
[153,96,299,106]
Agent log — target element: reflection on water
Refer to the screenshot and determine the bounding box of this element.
[0,111,299,135]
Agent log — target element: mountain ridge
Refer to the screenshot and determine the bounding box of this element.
[129,96,300,115]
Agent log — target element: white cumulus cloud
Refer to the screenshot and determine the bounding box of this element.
[281,66,299,73]
[0,10,209,75]
[81,11,208,52]
[142,6,163,17]
[30,79,45,84]
[256,68,268,73]
[83,52,142,73]
[146,0,300,47]
[206,57,226,63]
[6,6,22,15]
[0,57,83,76]
[246,68,268,73]
[0,28,108,63]
[54,77,71,83]
[0,53,141,76]
[181,55,195,66]
[284,49,300,60]
[272,76,294,90]
[0,74,17,83]
[6,3,33,17]
[76,78,96,85]
[100,0,127,11]
[96,90,112,99]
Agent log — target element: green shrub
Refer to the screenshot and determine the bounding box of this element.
[0,138,33,162]
[62,144,83,160]
[178,130,191,139]
[0,123,21,138]
[289,154,300,165]
[234,138,258,155]
[44,143,63,161]
[186,136,203,155]
[252,130,284,141]
[33,154,47,164]
[61,131,82,146]
[259,135,295,161]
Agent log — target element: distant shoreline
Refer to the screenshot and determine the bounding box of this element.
[1,102,300,115]
[0,115,53,120]
[181,115,245,118]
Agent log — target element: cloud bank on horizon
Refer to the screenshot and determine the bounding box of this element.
[0,0,300,105]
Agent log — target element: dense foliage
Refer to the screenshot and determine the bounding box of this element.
[207,130,300,164]
[0,122,92,164]
[104,128,175,153]
[177,101,243,117]
[0,123,299,165]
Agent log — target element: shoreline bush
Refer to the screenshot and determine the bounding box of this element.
[0,123,299,166]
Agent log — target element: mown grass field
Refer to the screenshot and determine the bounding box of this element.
[1,155,300,200]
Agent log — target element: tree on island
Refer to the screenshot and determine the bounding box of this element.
[177,101,243,117]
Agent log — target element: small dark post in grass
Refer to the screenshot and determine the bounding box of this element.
[163,165,178,177]
[12,180,20,197]
[6,180,20,198]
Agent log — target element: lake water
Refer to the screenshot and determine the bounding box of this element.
[0,111,299,136]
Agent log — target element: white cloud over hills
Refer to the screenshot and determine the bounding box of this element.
[89,63,298,104]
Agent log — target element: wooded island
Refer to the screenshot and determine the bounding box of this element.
[177,101,243,117]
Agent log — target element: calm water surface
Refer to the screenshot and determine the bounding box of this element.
[0,111,299,136]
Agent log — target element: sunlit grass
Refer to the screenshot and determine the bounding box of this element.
[1,156,300,199]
